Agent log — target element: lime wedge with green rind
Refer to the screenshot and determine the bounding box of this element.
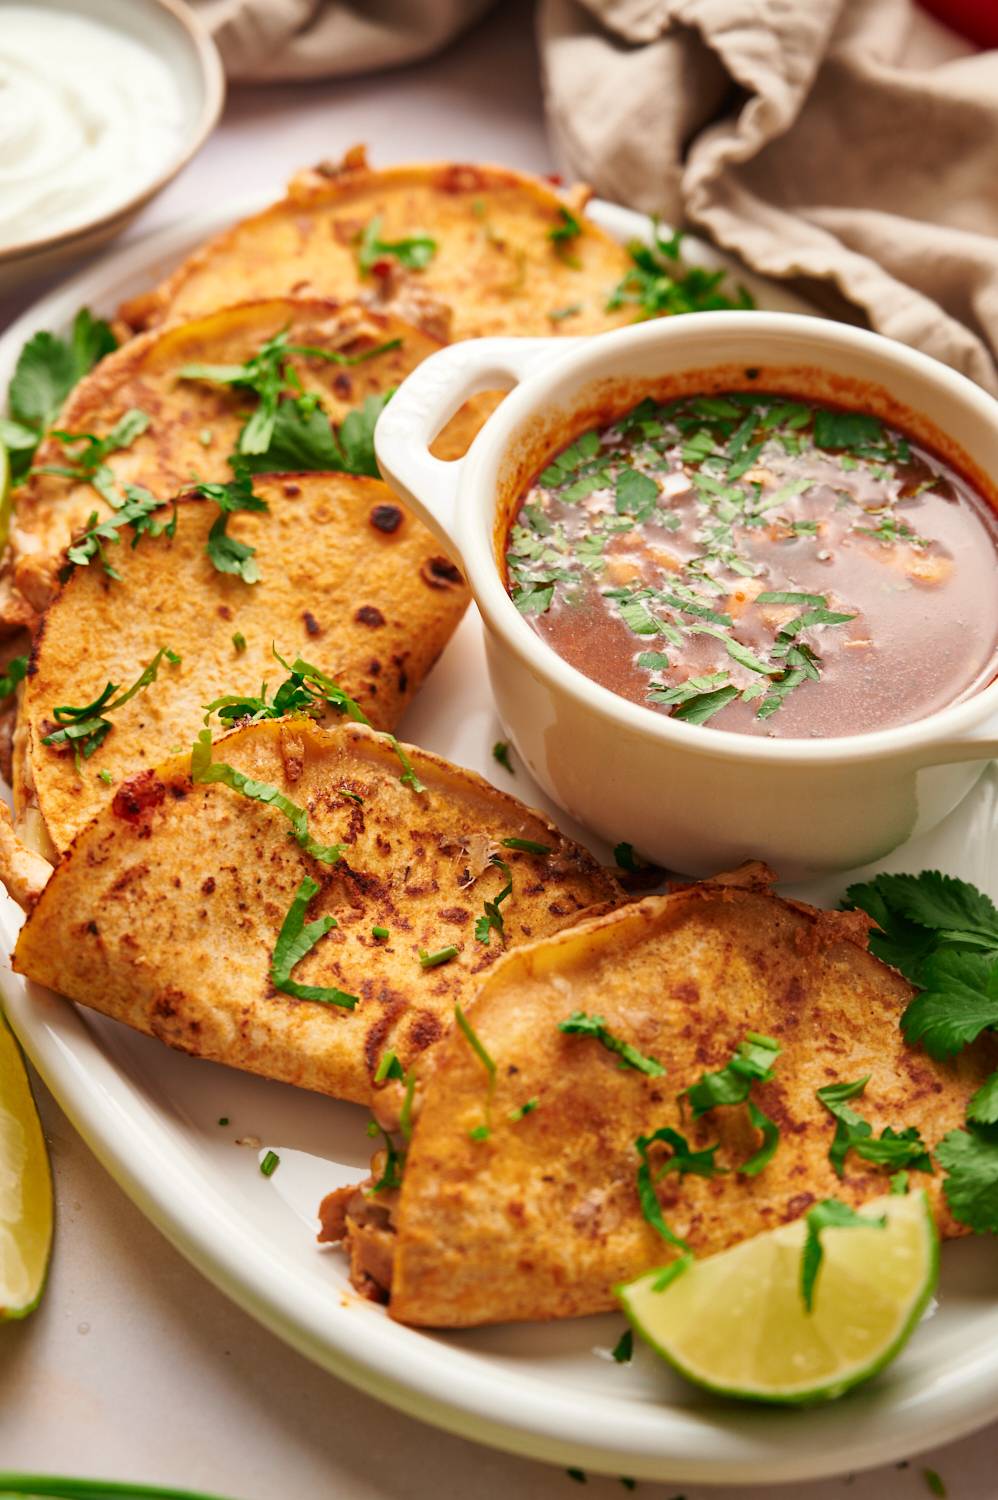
[0,1009,53,1320]
[617,1190,937,1405]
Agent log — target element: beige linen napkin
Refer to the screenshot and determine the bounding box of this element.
[539,0,998,392]
[190,0,493,81]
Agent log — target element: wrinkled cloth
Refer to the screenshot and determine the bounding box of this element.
[539,0,998,392]
[190,0,494,81]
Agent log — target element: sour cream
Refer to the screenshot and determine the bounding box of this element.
[0,7,186,250]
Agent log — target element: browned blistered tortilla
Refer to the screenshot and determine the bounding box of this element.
[118,150,636,342]
[340,867,992,1327]
[8,298,486,624]
[15,474,469,858]
[12,720,622,1105]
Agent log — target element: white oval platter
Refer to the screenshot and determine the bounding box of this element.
[0,197,996,1487]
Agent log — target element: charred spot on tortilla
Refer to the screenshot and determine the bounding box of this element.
[422,557,464,590]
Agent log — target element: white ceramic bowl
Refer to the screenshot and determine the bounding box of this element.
[0,0,224,295]
[376,313,998,878]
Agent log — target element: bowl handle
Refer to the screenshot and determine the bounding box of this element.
[914,719,998,768]
[374,336,573,550]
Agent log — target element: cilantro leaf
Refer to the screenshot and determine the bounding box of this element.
[936,1124,998,1233]
[843,875,938,982]
[860,871,998,954]
[338,390,393,478]
[190,461,269,584]
[475,857,513,945]
[9,308,116,430]
[968,1069,998,1126]
[901,950,998,1060]
[559,1011,665,1077]
[357,216,437,274]
[190,728,342,865]
[513,582,555,615]
[812,410,885,451]
[800,1199,885,1312]
[242,394,343,473]
[492,740,514,774]
[637,1125,723,1181]
[42,646,179,769]
[607,224,755,320]
[0,655,28,700]
[611,1328,633,1363]
[270,876,357,1008]
[614,467,659,519]
[65,486,176,578]
[635,1135,691,1252]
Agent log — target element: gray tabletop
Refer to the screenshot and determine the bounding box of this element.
[0,5,995,1494]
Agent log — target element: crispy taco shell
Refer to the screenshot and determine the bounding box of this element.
[374,869,991,1326]
[16,474,469,857]
[9,298,484,623]
[119,152,635,342]
[12,720,621,1105]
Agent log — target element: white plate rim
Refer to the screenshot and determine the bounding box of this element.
[1,199,996,1487]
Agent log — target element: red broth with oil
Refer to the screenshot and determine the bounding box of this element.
[504,390,998,737]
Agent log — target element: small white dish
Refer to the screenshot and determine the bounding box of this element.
[0,0,224,295]
[376,315,998,877]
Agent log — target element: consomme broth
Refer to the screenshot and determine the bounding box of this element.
[504,389,998,738]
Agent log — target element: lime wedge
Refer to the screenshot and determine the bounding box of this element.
[617,1190,937,1404]
[0,1010,53,1319]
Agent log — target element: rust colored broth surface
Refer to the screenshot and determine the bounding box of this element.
[504,390,998,737]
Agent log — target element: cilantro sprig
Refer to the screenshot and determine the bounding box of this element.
[475,857,513,945]
[454,1002,496,1141]
[270,875,357,1008]
[33,408,149,506]
[42,647,180,770]
[188,461,270,584]
[845,869,998,1232]
[66,487,177,578]
[179,325,401,458]
[4,308,116,481]
[559,1011,665,1077]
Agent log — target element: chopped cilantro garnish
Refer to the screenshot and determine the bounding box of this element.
[419,945,459,969]
[922,1469,947,1499]
[611,1328,633,1363]
[180,324,401,457]
[891,1169,910,1194]
[800,1198,884,1312]
[97,769,113,785]
[685,1033,781,1175]
[357,215,437,274]
[270,875,357,1008]
[371,925,390,942]
[260,1149,280,1177]
[42,647,179,769]
[374,1048,404,1082]
[475,857,513,945]
[455,1001,496,1139]
[607,224,754,320]
[566,1471,587,1485]
[191,728,342,865]
[816,1076,932,1177]
[559,1011,665,1077]
[613,842,648,873]
[66,486,177,578]
[367,1118,405,1194]
[33,407,149,506]
[508,1098,538,1123]
[0,655,27,700]
[501,837,552,855]
[232,632,247,654]
[635,1135,691,1253]
[492,740,514,774]
[189,460,269,584]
